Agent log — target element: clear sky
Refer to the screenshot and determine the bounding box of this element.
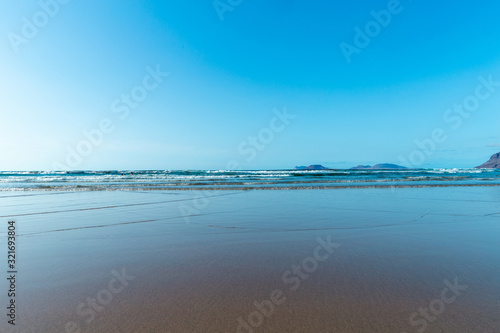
[1,0,500,170]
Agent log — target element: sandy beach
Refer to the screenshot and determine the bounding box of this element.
[1,187,499,332]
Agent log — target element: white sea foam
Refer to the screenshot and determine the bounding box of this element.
[0,169,498,191]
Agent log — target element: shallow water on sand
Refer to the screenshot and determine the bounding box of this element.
[1,187,499,332]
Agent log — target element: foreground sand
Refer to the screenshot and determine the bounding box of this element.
[1,187,499,332]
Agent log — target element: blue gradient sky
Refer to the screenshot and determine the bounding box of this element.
[1,0,500,170]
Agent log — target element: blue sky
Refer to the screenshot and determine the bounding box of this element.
[1,0,500,170]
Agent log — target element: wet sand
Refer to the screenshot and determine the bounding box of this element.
[1,187,500,332]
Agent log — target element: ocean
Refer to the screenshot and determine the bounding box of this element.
[1,168,500,191]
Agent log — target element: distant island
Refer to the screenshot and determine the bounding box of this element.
[294,163,407,170]
[476,152,500,169]
[351,164,407,170]
[294,165,329,170]
[295,153,500,170]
